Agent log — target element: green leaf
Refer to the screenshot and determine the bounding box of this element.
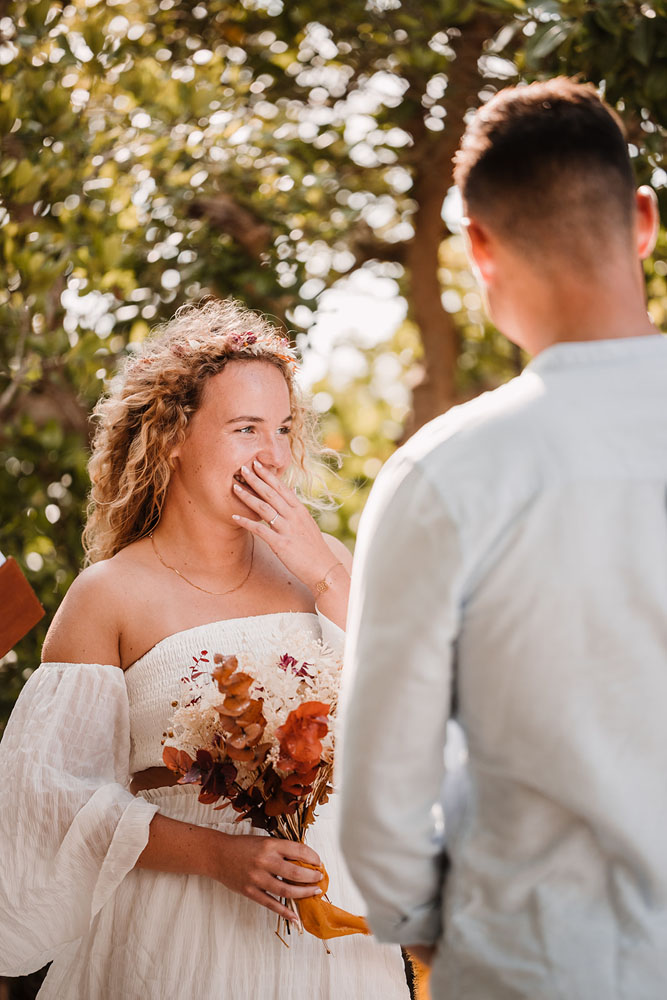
[9,160,34,193]
[0,157,18,178]
[23,0,52,33]
[629,17,654,68]
[593,7,623,36]
[482,0,525,11]
[528,22,572,60]
[645,68,667,101]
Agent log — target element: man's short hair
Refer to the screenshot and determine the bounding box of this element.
[453,78,637,261]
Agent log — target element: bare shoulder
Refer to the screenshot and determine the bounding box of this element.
[322,532,353,572]
[41,556,128,667]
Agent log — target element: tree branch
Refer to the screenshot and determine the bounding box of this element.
[189,193,272,261]
[346,221,407,268]
[0,310,31,422]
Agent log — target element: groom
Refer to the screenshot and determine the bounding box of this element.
[340,77,667,998]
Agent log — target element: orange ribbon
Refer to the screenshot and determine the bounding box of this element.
[294,861,370,940]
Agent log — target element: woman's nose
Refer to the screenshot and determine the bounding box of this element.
[255,435,288,473]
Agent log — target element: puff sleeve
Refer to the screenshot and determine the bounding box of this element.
[0,662,159,976]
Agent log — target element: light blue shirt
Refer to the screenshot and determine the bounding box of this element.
[341,335,667,999]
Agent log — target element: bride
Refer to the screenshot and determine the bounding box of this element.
[0,298,408,998]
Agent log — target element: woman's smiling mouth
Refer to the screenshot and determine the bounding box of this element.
[233,471,261,499]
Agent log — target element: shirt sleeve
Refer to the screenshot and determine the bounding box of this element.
[0,661,159,976]
[339,452,464,946]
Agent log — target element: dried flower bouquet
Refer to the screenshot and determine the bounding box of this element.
[162,627,368,947]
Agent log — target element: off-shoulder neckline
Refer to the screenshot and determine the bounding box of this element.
[124,611,320,673]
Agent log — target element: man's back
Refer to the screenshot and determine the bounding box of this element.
[340,77,667,1000]
[420,335,667,998]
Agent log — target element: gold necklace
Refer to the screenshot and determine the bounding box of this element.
[150,533,254,597]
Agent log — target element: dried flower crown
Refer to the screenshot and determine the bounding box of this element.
[128,327,299,375]
[229,330,258,348]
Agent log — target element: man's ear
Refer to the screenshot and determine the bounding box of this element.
[463,216,496,285]
[636,185,659,260]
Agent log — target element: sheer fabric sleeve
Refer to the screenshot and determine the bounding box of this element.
[0,662,159,976]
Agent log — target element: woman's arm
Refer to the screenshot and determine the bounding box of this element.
[135,814,323,922]
[41,560,124,666]
[311,533,352,629]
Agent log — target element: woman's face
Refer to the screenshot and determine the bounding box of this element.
[169,359,293,523]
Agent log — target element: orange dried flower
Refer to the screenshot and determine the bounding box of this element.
[276,701,330,774]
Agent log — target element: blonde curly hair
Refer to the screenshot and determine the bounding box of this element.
[83,298,334,564]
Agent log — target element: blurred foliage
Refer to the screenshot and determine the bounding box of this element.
[1,0,667,733]
[647,231,667,329]
[313,317,423,545]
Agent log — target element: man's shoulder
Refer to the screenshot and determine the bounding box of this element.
[399,370,547,473]
[361,372,550,555]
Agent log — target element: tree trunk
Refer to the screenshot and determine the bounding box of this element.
[404,157,460,434]
[404,14,502,434]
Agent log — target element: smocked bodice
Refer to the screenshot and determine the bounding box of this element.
[125,612,323,774]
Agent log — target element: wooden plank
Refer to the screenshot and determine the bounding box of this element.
[0,558,45,658]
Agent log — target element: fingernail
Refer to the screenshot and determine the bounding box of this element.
[254,459,263,467]
[241,465,250,476]
[232,514,241,520]
[233,482,242,490]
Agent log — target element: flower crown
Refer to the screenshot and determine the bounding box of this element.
[228,329,298,373]
[130,328,299,376]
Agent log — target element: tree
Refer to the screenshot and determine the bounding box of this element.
[1,0,667,736]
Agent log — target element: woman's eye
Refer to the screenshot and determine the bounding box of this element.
[235,425,289,435]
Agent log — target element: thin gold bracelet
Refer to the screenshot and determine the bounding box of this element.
[314,560,343,596]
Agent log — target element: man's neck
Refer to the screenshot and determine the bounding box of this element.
[501,254,659,357]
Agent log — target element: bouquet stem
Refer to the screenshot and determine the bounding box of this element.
[275,898,304,949]
[275,917,290,948]
[288,897,304,934]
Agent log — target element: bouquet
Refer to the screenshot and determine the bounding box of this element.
[161,625,368,947]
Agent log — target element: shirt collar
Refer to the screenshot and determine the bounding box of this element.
[525,334,667,375]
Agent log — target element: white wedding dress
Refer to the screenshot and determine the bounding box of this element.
[0,612,408,999]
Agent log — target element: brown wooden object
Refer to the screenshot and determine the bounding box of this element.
[0,557,45,658]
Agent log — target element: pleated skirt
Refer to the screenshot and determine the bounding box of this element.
[39,784,409,999]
